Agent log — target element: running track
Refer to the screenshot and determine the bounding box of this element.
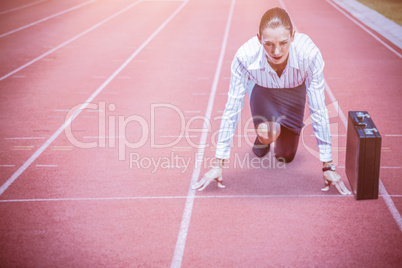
[0,0,401,267]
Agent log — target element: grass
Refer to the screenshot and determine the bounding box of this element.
[356,0,402,25]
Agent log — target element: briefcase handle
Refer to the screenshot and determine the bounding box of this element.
[353,112,370,127]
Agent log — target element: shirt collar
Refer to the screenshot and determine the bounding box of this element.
[248,42,300,71]
[248,45,266,70]
[288,42,299,70]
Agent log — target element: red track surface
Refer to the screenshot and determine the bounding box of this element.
[0,0,401,267]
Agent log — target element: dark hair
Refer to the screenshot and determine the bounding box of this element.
[259,7,293,36]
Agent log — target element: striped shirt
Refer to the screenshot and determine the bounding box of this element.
[215,33,332,162]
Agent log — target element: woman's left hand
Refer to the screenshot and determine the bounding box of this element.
[321,170,352,195]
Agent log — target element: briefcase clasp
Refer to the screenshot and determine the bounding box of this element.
[353,112,371,127]
[356,112,370,120]
[364,128,378,135]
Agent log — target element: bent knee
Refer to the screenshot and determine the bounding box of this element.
[256,121,281,144]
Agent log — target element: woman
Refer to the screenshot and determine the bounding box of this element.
[193,7,351,195]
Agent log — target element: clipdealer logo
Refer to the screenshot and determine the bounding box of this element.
[64,101,255,156]
[128,151,287,174]
[63,100,341,172]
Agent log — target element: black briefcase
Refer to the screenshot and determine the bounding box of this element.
[345,111,382,200]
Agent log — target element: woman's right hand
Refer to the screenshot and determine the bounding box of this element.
[192,167,225,191]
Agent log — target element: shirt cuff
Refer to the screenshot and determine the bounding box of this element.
[318,144,332,162]
[215,144,231,160]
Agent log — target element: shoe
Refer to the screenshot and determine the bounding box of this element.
[252,137,270,157]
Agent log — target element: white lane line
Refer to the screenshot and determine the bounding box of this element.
[379,180,402,230]
[12,146,34,151]
[385,134,402,137]
[0,196,186,202]
[0,165,15,167]
[0,194,358,203]
[5,137,45,140]
[184,111,201,113]
[171,1,236,267]
[279,0,402,232]
[325,0,402,58]
[0,0,96,38]
[0,0,47,15]
[0,0,189,196]
[35,165,58,167]
[0,0,143,82]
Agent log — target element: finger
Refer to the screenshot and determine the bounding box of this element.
[198,178,213,191]
[333,182,345,195]
[321,185,330,192]
[321,177,330,192]
[191,180,203,190]
[334,181,349,195]
[339,181,352,195]
[337,180,351,195]
[192,178,206,190]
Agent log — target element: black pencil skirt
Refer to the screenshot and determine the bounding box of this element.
[249,82,307,162]
[250,82,307,134]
